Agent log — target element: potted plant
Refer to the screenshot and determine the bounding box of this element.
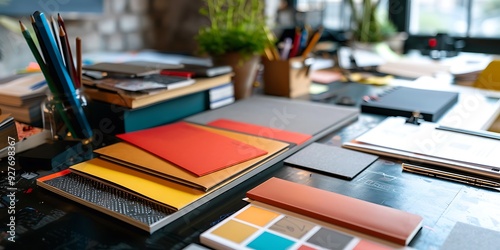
[347,0,403,52]
[197,0,272,100]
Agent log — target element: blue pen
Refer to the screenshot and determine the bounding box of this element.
[30,80,47,90]
[33,11,93,139]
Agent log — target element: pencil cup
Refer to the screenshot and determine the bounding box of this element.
[42,89,92,142]
[262,57,312,98]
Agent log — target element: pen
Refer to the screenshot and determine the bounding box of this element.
[30,80,47,90]
[402,163,500,192]
[435,125,500,140]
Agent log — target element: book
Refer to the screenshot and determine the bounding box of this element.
[0,73,48,107]
[116,122,268,176]
[0,114,18,149]
[284,142,378,179]
[342,116,500,180]
[208,83,234,109]
[91,75,195,93]
[166,64,233,77]
[245,177,423,246]
[360,86,459,122]
[94,124,289,191]
[0,98,44,124]
[82,62,162,77]
[88,90,209,134]
[83,73,232,109]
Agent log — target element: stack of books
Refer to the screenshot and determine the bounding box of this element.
[0,73,48,125]
[83,72,234,134]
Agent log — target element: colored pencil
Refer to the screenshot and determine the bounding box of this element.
[76,37,82,88]
[58,13,79,88]
[20,20,77,138]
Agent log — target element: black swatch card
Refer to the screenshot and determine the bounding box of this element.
[284,143,378,180]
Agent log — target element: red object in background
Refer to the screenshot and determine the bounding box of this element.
[428,38,438,48]
[160,70,193,78]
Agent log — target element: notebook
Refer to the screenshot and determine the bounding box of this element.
[360,86,459,122]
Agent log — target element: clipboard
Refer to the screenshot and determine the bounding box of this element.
[342,116,500,180]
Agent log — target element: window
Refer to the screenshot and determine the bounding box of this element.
[292,0,500,54]
[409,0,500,38]
[390,0,500,54]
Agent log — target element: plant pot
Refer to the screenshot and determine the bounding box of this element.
[212,53,261,100]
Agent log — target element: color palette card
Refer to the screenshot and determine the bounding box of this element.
[284,143,379,180]
[207,118,312,145]
[200,203,409,250]
[116,122,268,176]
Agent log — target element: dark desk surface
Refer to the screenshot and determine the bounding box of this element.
[1,82,499,249]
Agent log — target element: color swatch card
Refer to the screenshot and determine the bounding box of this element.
[440,222,500,250]
[246,177,423,246]
[116,122,268,176]
[208,119,312,145]
[69,158,206,211]
[185,95,359,136]
[95,124,289,191]
[200,203,408,250]
[284,143,379,179]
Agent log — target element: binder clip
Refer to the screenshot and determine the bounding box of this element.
[405,111,423,125]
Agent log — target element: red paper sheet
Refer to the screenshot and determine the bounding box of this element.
[208,119,312,145]
[116,122,268,176]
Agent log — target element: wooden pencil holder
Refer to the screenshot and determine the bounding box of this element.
[262,57,312,98]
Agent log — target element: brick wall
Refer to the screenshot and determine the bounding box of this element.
[64,0,153,53]
[0,0,279,77]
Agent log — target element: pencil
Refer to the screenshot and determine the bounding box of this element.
[76,37,82,88]
[20,20,77,138]
[301,26,323,59]
[35,11,92,139]
[59,26,73,84]
[58,13,78,88]
[289,27,301,58]
[50,16,62,53]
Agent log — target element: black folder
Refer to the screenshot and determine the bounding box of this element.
[360,86,459,122]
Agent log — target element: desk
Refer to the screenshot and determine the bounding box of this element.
[1,85,500,249]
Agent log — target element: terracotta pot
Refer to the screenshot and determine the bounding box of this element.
[212,53,260,100]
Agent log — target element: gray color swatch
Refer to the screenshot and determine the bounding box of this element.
[284,143,378,179]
